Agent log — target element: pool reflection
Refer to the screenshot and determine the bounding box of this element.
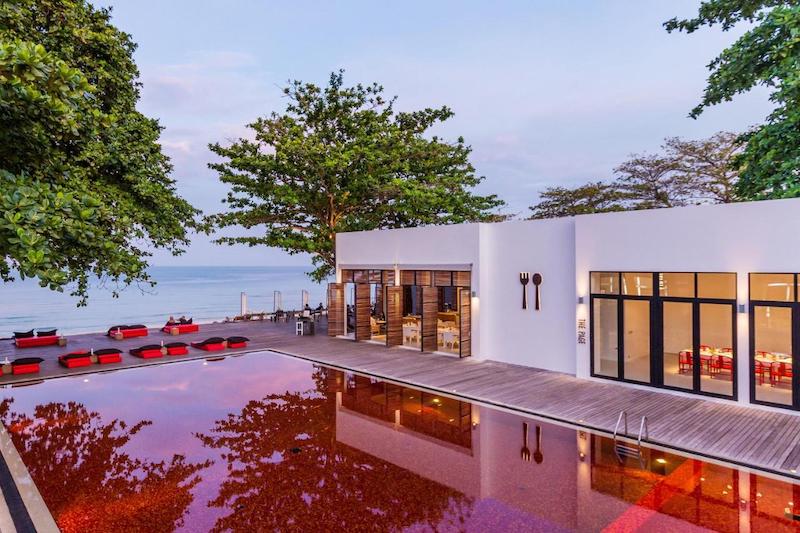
[0,353,798,532]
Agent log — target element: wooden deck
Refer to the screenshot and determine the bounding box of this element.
[2,318,800,478]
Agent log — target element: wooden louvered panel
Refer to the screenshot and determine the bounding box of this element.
[368,270,382,283]
[434,271,452,287]
[374,284,384,320]
[354,283,371,341]
[385,286,403,347]
[453,271,471,287]
[459,288,471,357]
[327,283,344,336]
[421,286,438,352]
[416,270,432,287]
[353,270,368,284]
[400,270,415,285]
[340,270,354,283]
[382,270,396,286]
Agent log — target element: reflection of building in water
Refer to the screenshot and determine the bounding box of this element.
[325,369,800,531]
[340,373,472,449]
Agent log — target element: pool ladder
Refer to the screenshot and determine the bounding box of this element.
[613,411,649,467]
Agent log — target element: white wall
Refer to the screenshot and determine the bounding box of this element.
[479,218,577,373]
[575,197,800,406]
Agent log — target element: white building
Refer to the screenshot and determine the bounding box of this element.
[329,198,800,412]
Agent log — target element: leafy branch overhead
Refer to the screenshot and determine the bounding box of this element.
[666,0,800,199]
[207,71,504,281]
[0,0,200,304]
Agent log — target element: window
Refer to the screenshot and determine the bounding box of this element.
[591,272,619,295]
[591,271,736,399]
[750,273,794,302]
[659,273,694,298]
[697,273,736,300]
[622,272,653,296]
[592,298,618,378]
[749,273,797,410]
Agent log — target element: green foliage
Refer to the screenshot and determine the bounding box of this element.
[528,182,629,219]
[527,132,741,218]
[208,71,504,281]
[0,0,199,304]
[665,1,800,199]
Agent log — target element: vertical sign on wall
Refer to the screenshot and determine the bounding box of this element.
[577,318,587,345]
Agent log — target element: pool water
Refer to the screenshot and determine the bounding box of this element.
[1,352,798,532]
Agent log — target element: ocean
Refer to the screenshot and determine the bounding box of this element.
[0,266,327,336]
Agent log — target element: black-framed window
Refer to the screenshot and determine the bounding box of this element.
[749,273,799,410]
[590,271,737,400]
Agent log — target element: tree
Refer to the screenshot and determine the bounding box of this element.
[0,1,199,304]
[195,367,472,531]
[527,132,741,218]
[665,1,800,199]
[207,71,504,282]
[665,132,741,203]
[0,399,210,532]
[528,181,629,219]
[614,153,693,209]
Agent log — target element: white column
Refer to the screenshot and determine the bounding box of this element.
[240,292,247,316]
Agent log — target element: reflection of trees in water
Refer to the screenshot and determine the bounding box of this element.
[0,399,211,533]
[196,368,474,532]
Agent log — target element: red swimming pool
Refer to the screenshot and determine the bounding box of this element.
[0,351,798,531]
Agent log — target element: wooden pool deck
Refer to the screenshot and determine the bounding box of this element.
[2,318,800,479]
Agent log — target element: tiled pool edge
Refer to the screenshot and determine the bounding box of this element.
[267,347,800,484]
[0,420,58,532]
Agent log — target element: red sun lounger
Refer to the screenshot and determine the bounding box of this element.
[162,323,199,335]
[10,357,44,375]
[129,344,164,359]
[107,325,149,339]
[164,342,189,356]
[226,336,250,349]
[93,348,123,364]
[191,337,226,352]
[14,328,62,349]
[58,351,93,369]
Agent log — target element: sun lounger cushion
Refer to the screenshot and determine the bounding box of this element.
[58,351,93,368]
[11,357,43,375]
[130,344,164,359]
[37,329,57,337]
[226,336,250,349]
[165,342,189,356]
[13,330,34,339]
[108,325,149,338]
[192,337,226,351]
[15,335,60,348]
[162,323,199,334]
[94,348,123,364]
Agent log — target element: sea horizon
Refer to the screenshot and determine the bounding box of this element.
[0,265,327,336]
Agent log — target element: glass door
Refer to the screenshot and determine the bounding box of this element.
[662,301,694,390]
[752,304,793,406]
[623,300,651,383]
[699,303,735,397]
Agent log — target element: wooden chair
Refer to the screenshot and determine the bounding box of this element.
[678,350,693,373]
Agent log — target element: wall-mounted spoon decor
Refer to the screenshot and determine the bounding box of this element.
[532,272,543,310]
[519,272,529,310]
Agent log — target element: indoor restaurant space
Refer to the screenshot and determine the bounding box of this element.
[591,271,736,398]
[335,268,471,357]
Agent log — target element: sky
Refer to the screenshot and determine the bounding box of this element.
[97,0,771,267]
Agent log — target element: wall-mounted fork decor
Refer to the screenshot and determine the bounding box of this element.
[519,272,529,309]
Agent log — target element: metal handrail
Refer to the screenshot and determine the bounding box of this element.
[638,416,649,447]
[613,410,628,439]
